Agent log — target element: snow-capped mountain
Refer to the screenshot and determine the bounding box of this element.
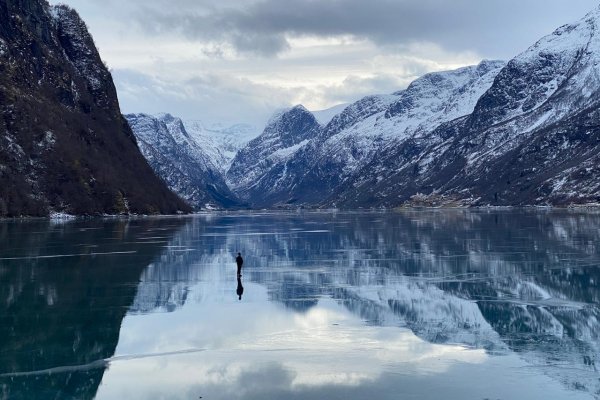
[227,60,505,207]
[127,5,600,210]
[126,113,242,210]
[333,5,600,207]
[183,120,260,172]
[226,105,322,201]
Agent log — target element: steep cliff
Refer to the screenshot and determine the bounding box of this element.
[0,0,190,216]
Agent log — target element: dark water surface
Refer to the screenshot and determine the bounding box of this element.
[1,210,599,399]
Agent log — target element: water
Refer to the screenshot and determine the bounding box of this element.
[1,210,599,399]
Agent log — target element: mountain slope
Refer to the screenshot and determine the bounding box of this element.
[227,105,321,202]
[0,1,189,216]
[183,120,259,173]
[126,113,242,209]
[232,60,504,207]
[333,6,600,207]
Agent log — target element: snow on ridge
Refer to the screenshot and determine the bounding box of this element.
[129,113,260,174]
[472,5,600,133]
[311,60,506,182]
[312,103,351,125]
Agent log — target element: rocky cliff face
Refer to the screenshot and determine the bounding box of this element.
[226,105,322,203]
[0,0,189,216]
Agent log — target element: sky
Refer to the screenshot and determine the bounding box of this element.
[49,0,599,127]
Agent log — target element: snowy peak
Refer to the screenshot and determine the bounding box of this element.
[226,105,321,194]
[385,60,505,123]
[469,6,600,131]
[260,104,320,145]
[126,113,241,209]
[322,94,399,139]
[156,113,193,143]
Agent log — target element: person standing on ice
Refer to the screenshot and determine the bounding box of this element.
[235,252,244,277]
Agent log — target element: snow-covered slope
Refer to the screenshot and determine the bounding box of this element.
[183,120,260,172]
[470,7,600,132]
[126,113,242,209]
[227,105,321,200]
[334,5,600,207]
[232,60,505,207]
[312,103,350,125]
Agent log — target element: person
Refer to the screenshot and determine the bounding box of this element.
[235,252,243,277]
[236,276,244,300]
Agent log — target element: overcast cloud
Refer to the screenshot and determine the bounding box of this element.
[49,0,600,127]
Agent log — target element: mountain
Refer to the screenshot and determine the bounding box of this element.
[332,6,600,207]
[183,120,259,171]
[223,5,600,208]
[126,113,242,210]
[0,0,189,217]
[228,61,504,207]
[112,5,600,210]
[226,105,322,202]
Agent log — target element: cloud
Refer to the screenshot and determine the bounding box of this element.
[113,66,426,126]
[49,0,600,125]
[133,0,600,58]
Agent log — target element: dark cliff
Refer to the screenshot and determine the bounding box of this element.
[0,0,190,216]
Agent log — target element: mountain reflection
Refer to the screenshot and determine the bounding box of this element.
[128,210,600,397]
[0,219,184,399]
[2,211,600,399]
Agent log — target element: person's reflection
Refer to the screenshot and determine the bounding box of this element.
[236,276,244,300]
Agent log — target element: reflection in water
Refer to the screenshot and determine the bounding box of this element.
[120,211,600,398]
[1,211,600,399]
[237,276,244,300]
[0,219,185,399]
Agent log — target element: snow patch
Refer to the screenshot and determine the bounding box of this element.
[49,211,76,221]
[312,103,350,125]
[0,38,7,57]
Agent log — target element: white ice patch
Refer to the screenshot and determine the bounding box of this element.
[49,211,76,221]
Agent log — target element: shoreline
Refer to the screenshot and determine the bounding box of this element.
[1,204,600,221]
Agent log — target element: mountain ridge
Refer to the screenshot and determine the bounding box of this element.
[125,5,600,210]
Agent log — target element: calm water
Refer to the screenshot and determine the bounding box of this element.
[1,210,600,400]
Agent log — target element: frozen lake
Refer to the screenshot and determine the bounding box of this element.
[1,210,599,399]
